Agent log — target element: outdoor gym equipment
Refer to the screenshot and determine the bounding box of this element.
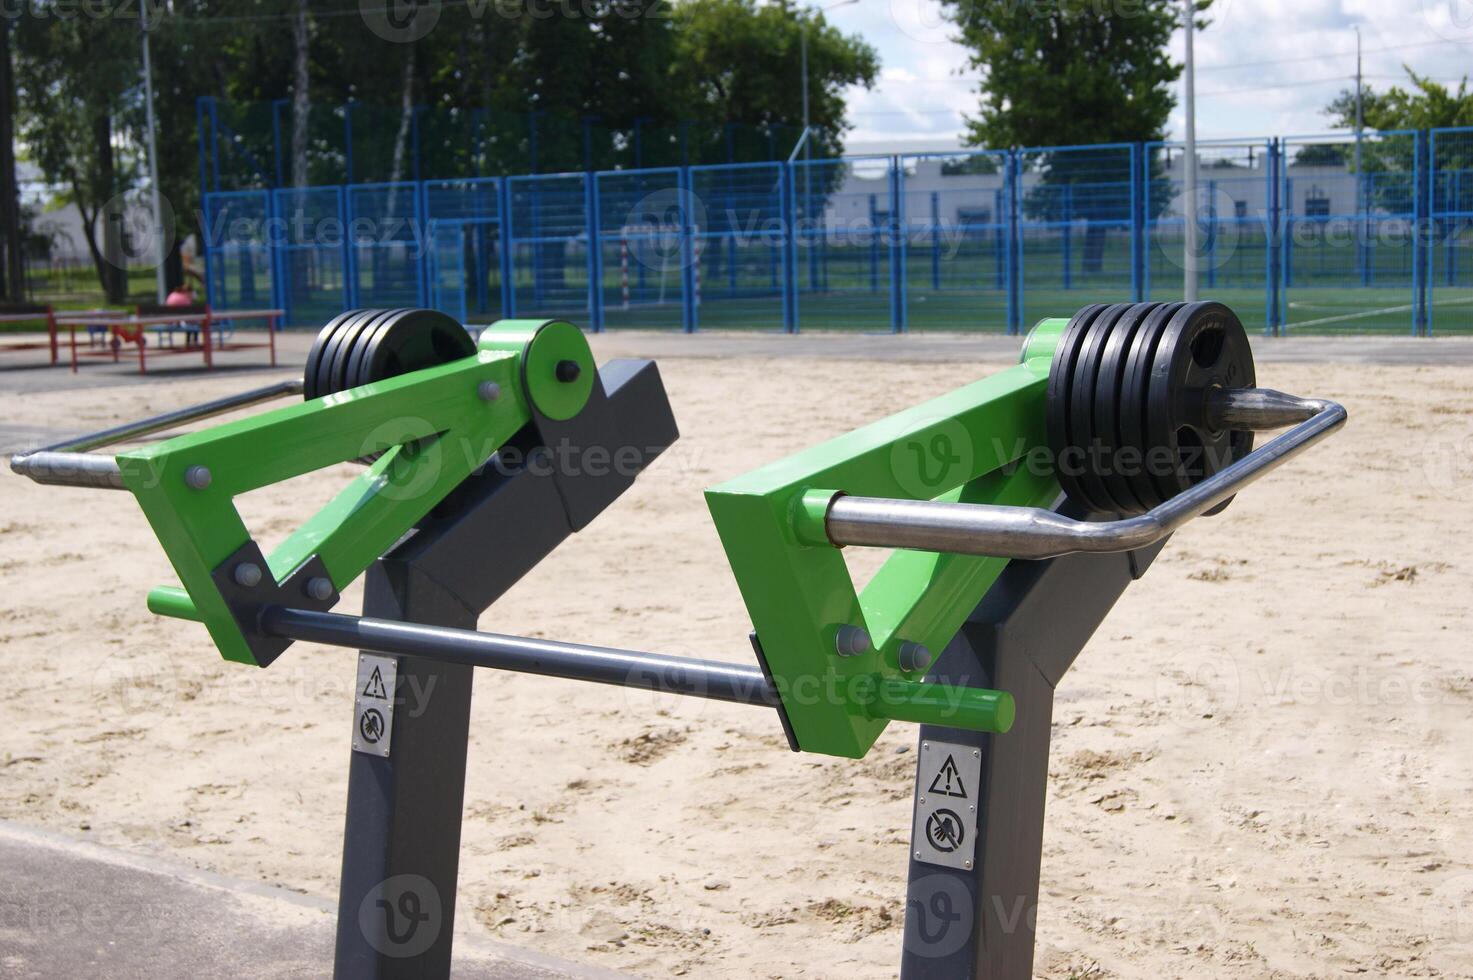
[9,300,1345,978]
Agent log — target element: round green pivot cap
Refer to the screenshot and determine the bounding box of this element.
[480,319,596,421]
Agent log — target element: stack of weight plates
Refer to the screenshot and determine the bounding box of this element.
[1046,300,1256,516]
[302,308,477,400]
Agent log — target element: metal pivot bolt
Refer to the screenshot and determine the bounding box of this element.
[834,625,873,658]
[898,641,932,673]
[554,359,581,384]
[233,563,263,588]
[184,465,212,490]
[476,380,501,402]
[306,577,334,601]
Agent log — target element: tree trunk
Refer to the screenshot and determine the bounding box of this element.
[0,18,24,300]
[388,46,416,189]
[95,113,127,304]
[290,0,310,188]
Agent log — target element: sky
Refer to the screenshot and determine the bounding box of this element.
[825,0,1473,153]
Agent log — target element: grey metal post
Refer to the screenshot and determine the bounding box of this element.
[334,568,476,977]
[900,534,1167,978]
[331,358,678,978]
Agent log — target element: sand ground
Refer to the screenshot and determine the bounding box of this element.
[1,333,1471,978]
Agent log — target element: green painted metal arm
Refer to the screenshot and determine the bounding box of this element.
[705,318,1068,758]
[118,320,593,667]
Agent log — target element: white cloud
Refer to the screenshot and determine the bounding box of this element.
[827,0,1472,152]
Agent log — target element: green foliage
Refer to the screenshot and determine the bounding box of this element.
[940,0,1197,150]
[13,8,142,299]
[1325,67,1473,133]
[1293,143,1347,167]
[941,0,1202,237]
[939,154,1000,177]
[670,0,878,162]
[11,0,879,304]
[1323,68,1473,214]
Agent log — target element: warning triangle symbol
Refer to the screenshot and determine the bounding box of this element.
[362,666,389,700]
[928,755,968,798]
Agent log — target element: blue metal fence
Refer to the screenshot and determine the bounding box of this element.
[206,129,1473,335]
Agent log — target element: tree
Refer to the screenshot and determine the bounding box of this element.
[671,0,878,162]
[14,12,140,302]
[941,0,1202,271]
[0,17,22,300]
[1320,68,1473,214]
[1325,67,1473,133]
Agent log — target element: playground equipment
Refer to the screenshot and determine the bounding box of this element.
[9,300,1345,978]
[0,303,59,365]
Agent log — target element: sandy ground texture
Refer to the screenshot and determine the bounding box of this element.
[1,334,1471,979]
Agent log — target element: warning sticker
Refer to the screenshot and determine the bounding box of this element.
[353,654,398,758]
[912,740,982,871]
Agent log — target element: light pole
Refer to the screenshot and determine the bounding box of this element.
[140,4,167,302]
[799,0,857,205]
[1182,0,1198,301]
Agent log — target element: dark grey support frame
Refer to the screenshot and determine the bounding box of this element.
[899,534,1168,978]
[333,359,678,979]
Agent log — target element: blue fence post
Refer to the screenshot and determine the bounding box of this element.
[1131,143,1145,302]
[584,173,603,332]
[680,168,698,332]
[1007,150,1022,334]
[498,178,515,317]
[1279,144,1291,334]
[1415,129,1430,336]
[1265,139,1279,336]
[415,180,429,308]
[891,157,906,333]
[783,162,798,332]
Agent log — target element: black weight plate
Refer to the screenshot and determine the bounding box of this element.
[312,308,382,400]
[1087,301,1166,515]
[328,308,407,395]
[309,308,376,400]
[356,308,477,388]
[1117,301,1185,512]
[1144,301,1256,505]
[1067,302,1136,514]
[1046,304,1109,509]
[343,308,408,393]
[1101,302,1178,515]
[302,309,363,401]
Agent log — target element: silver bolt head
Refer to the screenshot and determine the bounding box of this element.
[233,563,263,588]
[477,380,501,402]
[898,641,933,673]
[184,465,212,490]
[306,577,333,601]
[834,625,873,658]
